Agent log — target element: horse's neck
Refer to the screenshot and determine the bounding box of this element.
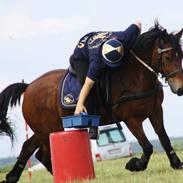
[112,54,158,93]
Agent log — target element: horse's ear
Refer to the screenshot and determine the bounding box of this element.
[175,28,183,40]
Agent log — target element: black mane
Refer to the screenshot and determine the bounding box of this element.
[133,22,182,56]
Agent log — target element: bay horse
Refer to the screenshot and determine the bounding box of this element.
[0,23,183,183]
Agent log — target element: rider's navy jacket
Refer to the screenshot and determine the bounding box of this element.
[70,24,140,81]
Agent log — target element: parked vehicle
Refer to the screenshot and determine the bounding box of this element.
[90,124,132,161]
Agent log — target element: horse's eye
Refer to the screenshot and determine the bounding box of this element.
[165,56,171,62]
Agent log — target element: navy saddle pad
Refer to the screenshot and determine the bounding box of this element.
[60,72,81,109]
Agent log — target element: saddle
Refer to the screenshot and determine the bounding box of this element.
[60,69,111,109]
[60,67,122,129]
[60,71,81,109]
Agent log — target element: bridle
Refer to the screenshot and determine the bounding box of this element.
[130,45,183,81]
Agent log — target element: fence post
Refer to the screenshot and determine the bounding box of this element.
[22,79,32,180]
[25,121,32,180]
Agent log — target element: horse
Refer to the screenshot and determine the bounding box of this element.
[0,22,183,183]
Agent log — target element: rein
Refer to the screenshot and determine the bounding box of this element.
[130,50,158,77]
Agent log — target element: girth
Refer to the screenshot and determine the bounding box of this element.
[112,82,162,109]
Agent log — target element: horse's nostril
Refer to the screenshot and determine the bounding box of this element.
[177,88,183,96]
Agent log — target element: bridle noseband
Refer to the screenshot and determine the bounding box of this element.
[130,45,183,81]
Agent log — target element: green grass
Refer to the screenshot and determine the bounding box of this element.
[1,151,183,183]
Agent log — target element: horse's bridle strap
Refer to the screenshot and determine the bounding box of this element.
[157,47,173,54]
[165,68,183,80]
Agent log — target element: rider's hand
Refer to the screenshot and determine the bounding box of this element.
[134,21,142,33]
[74,103,87,115]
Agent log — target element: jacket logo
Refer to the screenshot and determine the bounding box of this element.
[88,32,112,49]
[64,94,74,104]
[77,35,89,48]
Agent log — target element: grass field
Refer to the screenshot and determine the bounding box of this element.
[1,151,183,183]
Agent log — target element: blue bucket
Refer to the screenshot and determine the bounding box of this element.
[61,113,100,128]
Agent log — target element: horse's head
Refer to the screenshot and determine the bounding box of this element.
[133,22,183,96]
[152,26,183,95]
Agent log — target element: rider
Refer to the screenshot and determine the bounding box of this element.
[69,21,141,139]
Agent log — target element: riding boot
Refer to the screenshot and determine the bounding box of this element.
[89,126,99,139]
[86,86,99,139]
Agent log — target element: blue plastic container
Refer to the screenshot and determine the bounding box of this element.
[61,113,100,128]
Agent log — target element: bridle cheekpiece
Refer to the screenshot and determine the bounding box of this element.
[130,45,183,81]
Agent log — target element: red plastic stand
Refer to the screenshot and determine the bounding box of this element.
[50,129,95,183]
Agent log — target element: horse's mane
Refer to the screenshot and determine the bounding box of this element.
[133,21,182,56]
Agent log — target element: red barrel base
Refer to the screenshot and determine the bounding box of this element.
[50,129,95,183]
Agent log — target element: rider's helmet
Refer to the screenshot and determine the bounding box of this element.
[102,38,124,68]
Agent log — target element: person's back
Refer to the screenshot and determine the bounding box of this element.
[70,23,141,83]
[69,21,141,139]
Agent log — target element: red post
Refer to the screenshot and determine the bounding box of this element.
[50,129,95,183]
[22,78,32,180]
[25,121,32,180]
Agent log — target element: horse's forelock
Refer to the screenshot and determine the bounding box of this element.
[133,22,182,55]
[150,22,182,52]
[150,21,166,34]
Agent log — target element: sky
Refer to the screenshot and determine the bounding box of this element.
[0,0,183,159]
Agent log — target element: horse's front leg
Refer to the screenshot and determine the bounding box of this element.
[125,118,153,171]
[1,135,40,183]
[149,104,183,169]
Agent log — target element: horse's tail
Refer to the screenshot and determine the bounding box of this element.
[0,83,29,142]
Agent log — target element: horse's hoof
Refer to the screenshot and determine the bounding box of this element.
[125,157,147,171]
[172,162,183,170]
[0,180,7,183]
[5,176,19,183]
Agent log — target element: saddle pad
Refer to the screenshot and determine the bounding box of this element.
[60,72,81,109]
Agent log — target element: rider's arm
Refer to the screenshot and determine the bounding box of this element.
[74,77,95,114]
[119,21,141,51]
[134,21,142,32]
[74,48,104,115]
[123,21,141,40]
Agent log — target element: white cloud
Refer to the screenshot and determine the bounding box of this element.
[0,14,89,40]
